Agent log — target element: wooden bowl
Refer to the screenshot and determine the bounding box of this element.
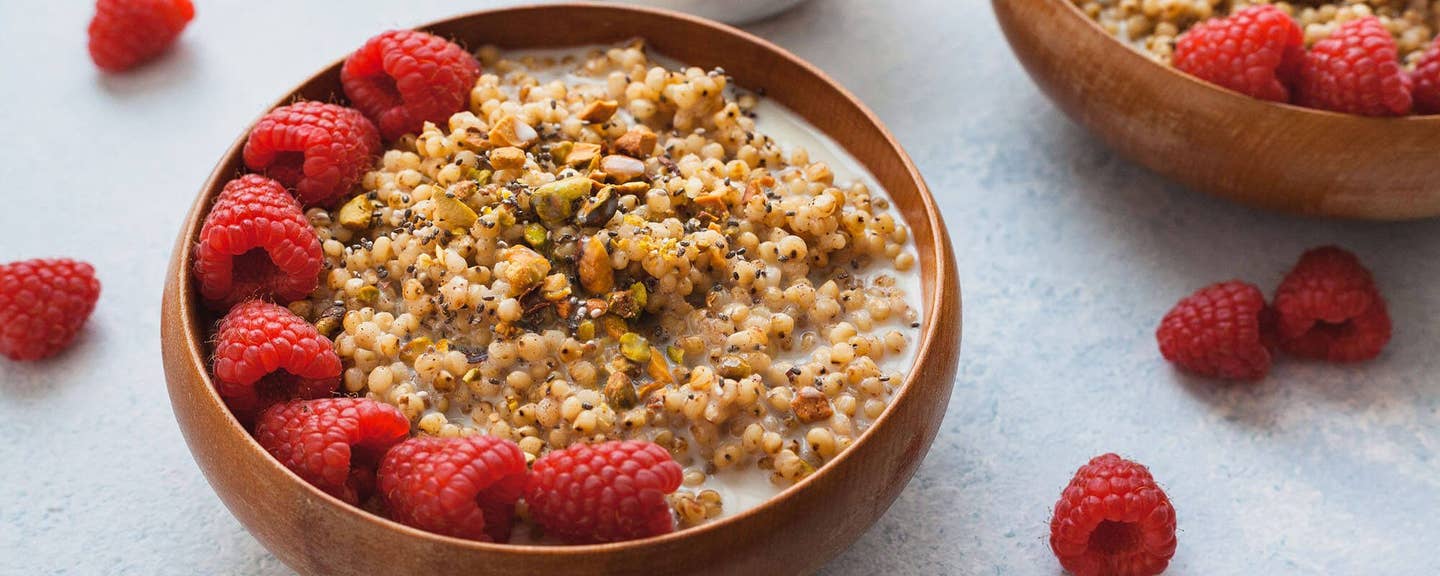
[160,4,961,575]
[994,0,1440,220]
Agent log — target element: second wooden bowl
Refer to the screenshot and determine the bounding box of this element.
[160,4,961,575]
[994,0,1440,221]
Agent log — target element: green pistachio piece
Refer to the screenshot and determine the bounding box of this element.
[619,332,651,363]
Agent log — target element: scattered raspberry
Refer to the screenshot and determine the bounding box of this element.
[378,436,527,542]
[1298,17,1412,116]
[255,398,410,505]
[0,259,101,361]
[341,30,482,141]
[194,175,323,308]
[212,300,341,416]
[243,102,381,207]
[1272,246,1391,362]
[1410,38,1440,114]
[526,440,683,544]
[1173,6,1305,103]
[1050,454,1178,576]
[1156,280,1274,380]
[87,0,194,72]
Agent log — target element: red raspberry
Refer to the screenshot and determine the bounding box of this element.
[255,398,411,505]
[1410,37,1440,114]
[1298,17,1413,116]
[526,440,684,544]
[1272,246,1391,362]
[341,30,482,141]
[1156,280,1274,380]
[212,300,341,416]
[194,175,323,308]
[1173,6,1305,103]
[243,102,382,208]
[1050,454,1178,576]
[0,259,101,361]
[378,436,527,542]
[87,0,194,72]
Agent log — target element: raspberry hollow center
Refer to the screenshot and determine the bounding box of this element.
[266,151,307,185]
[363,73,403,111]
[1088,520,1142,556]
[231,248,281,292]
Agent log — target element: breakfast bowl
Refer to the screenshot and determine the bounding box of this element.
[993,0,1440,221]
[160,3,961,575]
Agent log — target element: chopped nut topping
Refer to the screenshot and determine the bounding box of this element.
[488,115,538,148]
[489,146,526,170]
[579,99,620,122]
[613,127,657,157]
[600,155,646,183]
[792,387,833,423]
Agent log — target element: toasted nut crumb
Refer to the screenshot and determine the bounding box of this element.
[792,387,833,423]
[489,115,538,148]
[489,146,527,170]
[563,142,602,167]
[578,235,614,293]
[600,155,647,183]
[337,195,375,230]
[579,99,619,122]
[614,127,657,157]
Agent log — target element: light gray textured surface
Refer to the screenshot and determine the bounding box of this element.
[2,0,1438,574]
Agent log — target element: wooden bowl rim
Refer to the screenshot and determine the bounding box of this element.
[1047,0,1440,124]
[171,1,957,556]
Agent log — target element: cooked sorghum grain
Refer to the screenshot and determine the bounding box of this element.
[1076,0,1439,65]
[296,41,921,527]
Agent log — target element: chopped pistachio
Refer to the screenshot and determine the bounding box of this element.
[665,345,685,364]
[630,282,648,310]
[576,320,596,341]
[433,196,478,232]
[337,195,375,230]
[467,167,493,185]
[524,222,548,248]
[575,185,618,227]
[461,368,483,383]
[312,305,347,337]
[619,332,651,362]
[532,176,593,223]
[603,371,638,409]
[400,337,433,363]
[716,355,752,379]
[550,141,573,164]
[355,285,380,304]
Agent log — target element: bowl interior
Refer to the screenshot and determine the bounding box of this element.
[165,3,960,574]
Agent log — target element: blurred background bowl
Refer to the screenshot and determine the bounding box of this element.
[611,0,810,24]
[994,0,1440,221]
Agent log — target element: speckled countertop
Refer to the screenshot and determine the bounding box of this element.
[2,1,1438,574]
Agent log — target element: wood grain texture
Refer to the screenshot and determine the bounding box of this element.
[993,0,1440,221]
[159,4,961,575]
